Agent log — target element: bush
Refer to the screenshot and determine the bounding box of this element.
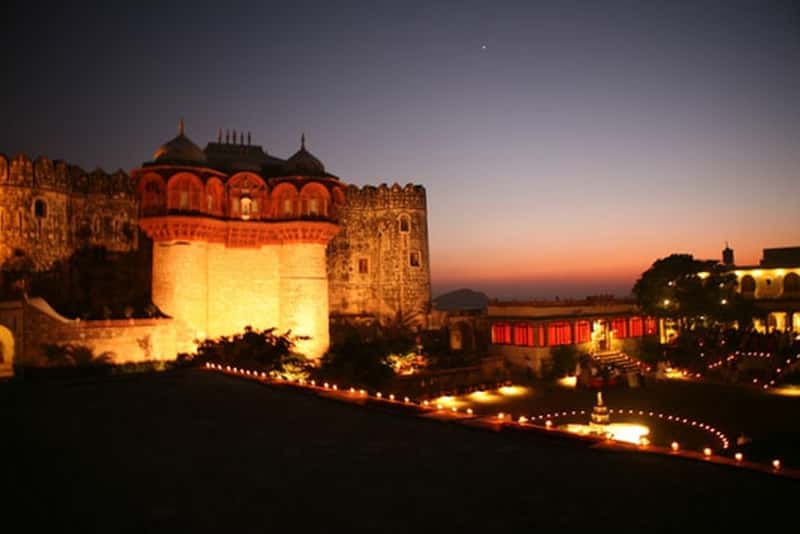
[188,326,312,380]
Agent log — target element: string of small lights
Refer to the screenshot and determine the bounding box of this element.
[204,362,793,478]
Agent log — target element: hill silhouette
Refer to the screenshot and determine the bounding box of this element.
[433,288,489,311]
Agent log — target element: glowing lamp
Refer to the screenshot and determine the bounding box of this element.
[671,442,680,452]
[404,396,410,403]
[735,453,743,462]
[639,437,650,447]
[389,394,395,401]
[545,420,552,428]
[772,459,781,470]
[323,382,329,389]
[518,416,528,423]
[436,403,443,410]
[467,408,473,415]
[376,392,382,398]
[703,448,712,457]
[451,406,457,413]
[497,412,505,420]
[332,384,338,391]
[350,387,355,393]
[310,380,316,386]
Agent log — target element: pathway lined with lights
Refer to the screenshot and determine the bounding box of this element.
[204,363,799,480]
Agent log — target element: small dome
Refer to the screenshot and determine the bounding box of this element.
[153,120,207,165]
[283,134,325,176]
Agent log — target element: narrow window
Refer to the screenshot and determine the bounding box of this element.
[179,191,189,210]
[399,215,410,233]
[358,258,369,274]
[34,199,47,218]
[207,194,213,211]
[308,197,319,216]
[283,198,293,216]
[241,197,252,220]
[409,251,420,267]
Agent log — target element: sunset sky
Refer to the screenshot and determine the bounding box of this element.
[2,1,798,299]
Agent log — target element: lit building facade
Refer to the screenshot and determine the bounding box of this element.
[487,298,657,375]
[722,246,800,333]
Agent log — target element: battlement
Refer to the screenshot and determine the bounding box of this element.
[0,153,134,197]
[343,182,426,209]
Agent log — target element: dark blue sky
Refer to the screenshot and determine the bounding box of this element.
[2,1,799,298]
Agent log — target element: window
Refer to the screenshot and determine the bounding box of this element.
[283,198,293,216]
[179,191,189,210]
[645,317,657,335]
[207,194,213,211]
[308,197,319,216]
[629,317,643,337]
[492,323,512,344]
[547,321,572,346]
[34,199,47,218]
[611,317,628,338]
[358,258,369,274]
[409,251,420,267]
[575,321,591,343]
[784,273,800,294]
[232,197,240,216]
[241,197,252,220]
[399,214,410,233]
[513,323,528,346]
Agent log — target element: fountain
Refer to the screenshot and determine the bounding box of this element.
[562,391,650,445]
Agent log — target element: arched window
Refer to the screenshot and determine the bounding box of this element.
[167,173,203,212]
[138,174,166,217]
[740,275,756,293]
[271,183,299,219]
[205,178,225,216]
[784,273,800,294]
[399,214,410,233]
[299,183,330,218]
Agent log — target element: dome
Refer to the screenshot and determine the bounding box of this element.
[152,120,207,165]
[283,134,325,176]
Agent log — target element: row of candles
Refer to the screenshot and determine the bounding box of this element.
[204,362,788,475]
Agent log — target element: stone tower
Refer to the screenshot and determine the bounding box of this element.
[327,183,431,328]
[133,126,343,358]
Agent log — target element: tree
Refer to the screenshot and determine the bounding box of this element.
[632,253,751,330]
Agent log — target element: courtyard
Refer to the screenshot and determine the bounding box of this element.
[2,369,797,532]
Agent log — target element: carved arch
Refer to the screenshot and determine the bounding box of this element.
[298,182,331,217]
[137,173,167,217]
[167,172,204,212]
[271,182,299,218]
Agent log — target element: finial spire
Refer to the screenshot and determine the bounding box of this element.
[247,131,251,145]
[596,391,604,406]
[179,118,185,136]
[225,129,230,143]
[218,128,222,143]
[301,132,306,150]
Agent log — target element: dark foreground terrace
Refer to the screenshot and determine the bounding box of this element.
[2,369,796,532]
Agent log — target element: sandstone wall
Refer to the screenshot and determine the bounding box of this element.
[5,297,179,365]
[327,183,431,328]
[280,242,329,358]
[0,154,137,271]
[207,244,281,339]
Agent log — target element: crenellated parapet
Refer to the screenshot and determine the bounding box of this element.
[343,183,426,210]
[0,153,135,197]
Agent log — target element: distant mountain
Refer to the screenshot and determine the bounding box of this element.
[432,288,489,311]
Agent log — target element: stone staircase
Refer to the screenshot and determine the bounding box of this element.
[591,351,644,373]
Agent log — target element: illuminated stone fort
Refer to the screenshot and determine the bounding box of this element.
[0,123,431,369]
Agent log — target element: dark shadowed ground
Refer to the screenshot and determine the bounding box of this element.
[1,370,796,533]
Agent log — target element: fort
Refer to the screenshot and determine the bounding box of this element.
[0,124,431,374]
